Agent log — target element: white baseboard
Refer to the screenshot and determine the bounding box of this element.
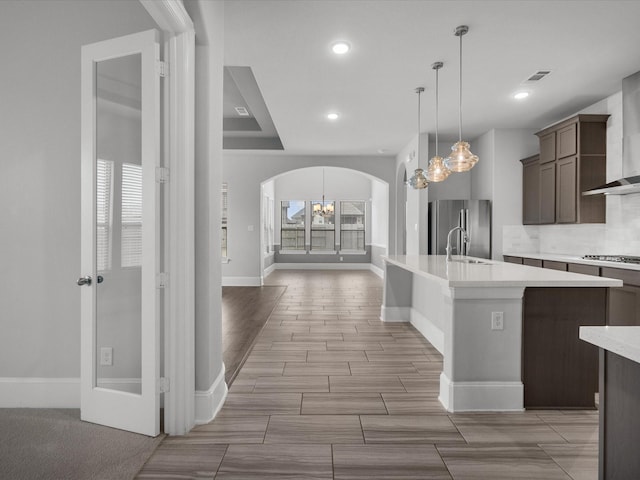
[263,263,276,277]
[194,365,228,425]
[380,306,410,322]
[273,263,371,270]
[0,377,80,408]
[409,308,444,354]
[369,263,384,278]
[439,373,524,412]
[222,276,261,286]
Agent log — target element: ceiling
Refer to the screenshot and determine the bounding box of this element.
[222,0,640,156]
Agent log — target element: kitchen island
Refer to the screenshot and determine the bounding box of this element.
[580,326,640,479]
[382,255,622,412]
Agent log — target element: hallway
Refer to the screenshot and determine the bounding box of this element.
[137,270,597,479]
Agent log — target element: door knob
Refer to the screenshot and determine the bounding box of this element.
[77,276,92,286]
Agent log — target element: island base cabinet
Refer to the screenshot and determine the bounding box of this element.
[599,350,640,479]
[522,287,606,408]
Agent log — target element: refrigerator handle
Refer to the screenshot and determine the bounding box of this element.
[464,208,470,255]
[457,209,465,255]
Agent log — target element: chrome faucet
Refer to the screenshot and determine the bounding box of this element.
[446,226,469,262]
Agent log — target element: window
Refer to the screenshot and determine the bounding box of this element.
[121,163,142,267]
[340,201,365,251]
[263,196,274,254]
[96,159,114,271]
[281,200,305,250]
[222,182,228,258]
[311,201,335,251]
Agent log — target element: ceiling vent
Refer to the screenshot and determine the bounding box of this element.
[234,106,250,116]
[525,70,551,82]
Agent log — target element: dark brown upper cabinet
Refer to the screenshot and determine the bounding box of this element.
[521,154,540,224]
[532,114,609,224]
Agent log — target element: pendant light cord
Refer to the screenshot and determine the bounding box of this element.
[458,30,463,142]
[435,67,439,155]
[417,88,421,166]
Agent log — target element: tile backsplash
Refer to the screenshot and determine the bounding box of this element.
[504,194,640,256]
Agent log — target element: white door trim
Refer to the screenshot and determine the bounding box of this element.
[140,0,196,436]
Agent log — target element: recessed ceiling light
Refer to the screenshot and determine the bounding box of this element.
[514,91,530,100]
[332,41,350,55]
[327,112,339,120]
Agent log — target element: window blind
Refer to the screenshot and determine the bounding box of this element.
[96,159,113,271]
[121,163,143,267]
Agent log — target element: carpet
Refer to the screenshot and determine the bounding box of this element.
[0,408,163,480]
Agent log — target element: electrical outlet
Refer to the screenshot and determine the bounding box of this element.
[491,312,504,331]
[100,347,113,366]
[340,256,344,261]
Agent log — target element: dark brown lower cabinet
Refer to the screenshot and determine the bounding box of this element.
[542,260,567,271]
[503,255,523,264]
[602,267,640,326]
[523,257,542,267]
[522,287,607,408]
[599,349,640,479]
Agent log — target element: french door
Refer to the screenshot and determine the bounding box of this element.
[79,29,161,436]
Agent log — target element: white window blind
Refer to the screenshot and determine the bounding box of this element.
[96,159,113,271]
[121,163,143,267]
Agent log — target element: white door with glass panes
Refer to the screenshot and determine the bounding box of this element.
[79,29,161,437]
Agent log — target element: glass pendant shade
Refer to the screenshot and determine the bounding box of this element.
[426,155,451,182]
[444,141,478,172]
[408,168,428,189]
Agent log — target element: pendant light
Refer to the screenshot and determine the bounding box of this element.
[313,168,334,216]
[408,87,428,189]
[426,61,450,182]
[444,25,479,173]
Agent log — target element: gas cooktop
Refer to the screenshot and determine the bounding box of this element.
[582,255,640,264]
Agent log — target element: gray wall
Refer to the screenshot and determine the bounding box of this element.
[472,128,538,259]
[222,153,396,283]
[0,1,157,379]
[187,0,225,392]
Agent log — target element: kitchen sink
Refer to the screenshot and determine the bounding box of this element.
[455,258,489,264]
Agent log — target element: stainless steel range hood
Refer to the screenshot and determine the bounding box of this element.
[583,70,640,196]
[582,175,640,195]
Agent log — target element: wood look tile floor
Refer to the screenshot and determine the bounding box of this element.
[137,270,599,479]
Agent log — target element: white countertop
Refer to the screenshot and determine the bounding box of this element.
[384,255,624,288]
[505,252,640,272]
[580,326,640,364]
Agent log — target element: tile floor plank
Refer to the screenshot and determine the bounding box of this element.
[437,444,573,479]
[216,444,333,479]
[264,415,364,444]
[333,444,452,480]
[301,393,388,415]
[330,375,406,393]
[361,415,465,444]
[217,393,302,416]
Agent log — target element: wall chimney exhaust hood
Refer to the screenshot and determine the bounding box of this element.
[583,70,640,196]
[582,175,640,195]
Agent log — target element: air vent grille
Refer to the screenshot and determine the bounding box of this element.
[526,70,551,82]
[235,106,250,116]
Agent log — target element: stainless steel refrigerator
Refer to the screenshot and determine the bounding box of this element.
[428,200,491,259]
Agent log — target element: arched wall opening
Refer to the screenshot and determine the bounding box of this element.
[259,166,389,282]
